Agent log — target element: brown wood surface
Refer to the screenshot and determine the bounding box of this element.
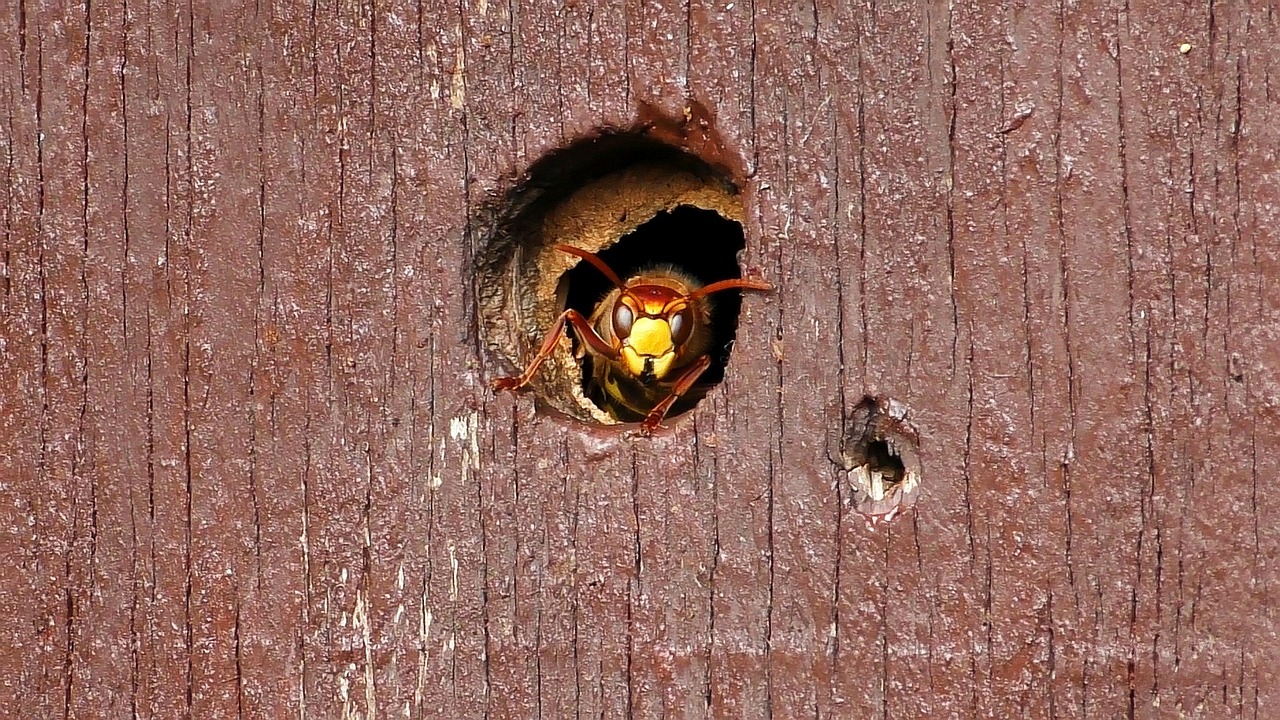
[2,0,1278,717]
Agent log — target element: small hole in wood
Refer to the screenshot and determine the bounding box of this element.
[835,395,922,526]
[476,129,757,428]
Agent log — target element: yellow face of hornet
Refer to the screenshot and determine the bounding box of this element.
[608,283,696,383]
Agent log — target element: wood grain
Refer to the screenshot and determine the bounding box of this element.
[2,0,1276,717]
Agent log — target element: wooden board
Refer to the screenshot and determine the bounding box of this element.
[2,0,1277,717]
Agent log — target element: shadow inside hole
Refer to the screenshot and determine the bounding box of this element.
[863,440,907,484]
[559,206,749,417]
[481,134,734,270]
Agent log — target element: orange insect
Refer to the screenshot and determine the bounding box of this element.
[493,244,771,434]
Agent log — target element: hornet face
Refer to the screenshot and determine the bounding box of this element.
[609,283,697,382]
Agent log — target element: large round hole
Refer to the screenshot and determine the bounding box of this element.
[475,128,760,429]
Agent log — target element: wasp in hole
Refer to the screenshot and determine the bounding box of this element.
[492,244,771,434]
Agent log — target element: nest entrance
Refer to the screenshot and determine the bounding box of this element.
[477,133,752,426]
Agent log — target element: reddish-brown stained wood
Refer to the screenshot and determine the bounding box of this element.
[2,0,1277,718]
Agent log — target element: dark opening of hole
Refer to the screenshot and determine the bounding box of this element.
[560,206,749,420]
[864,440,906,486]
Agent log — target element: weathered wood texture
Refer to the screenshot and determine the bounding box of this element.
[2,0,1277,717]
